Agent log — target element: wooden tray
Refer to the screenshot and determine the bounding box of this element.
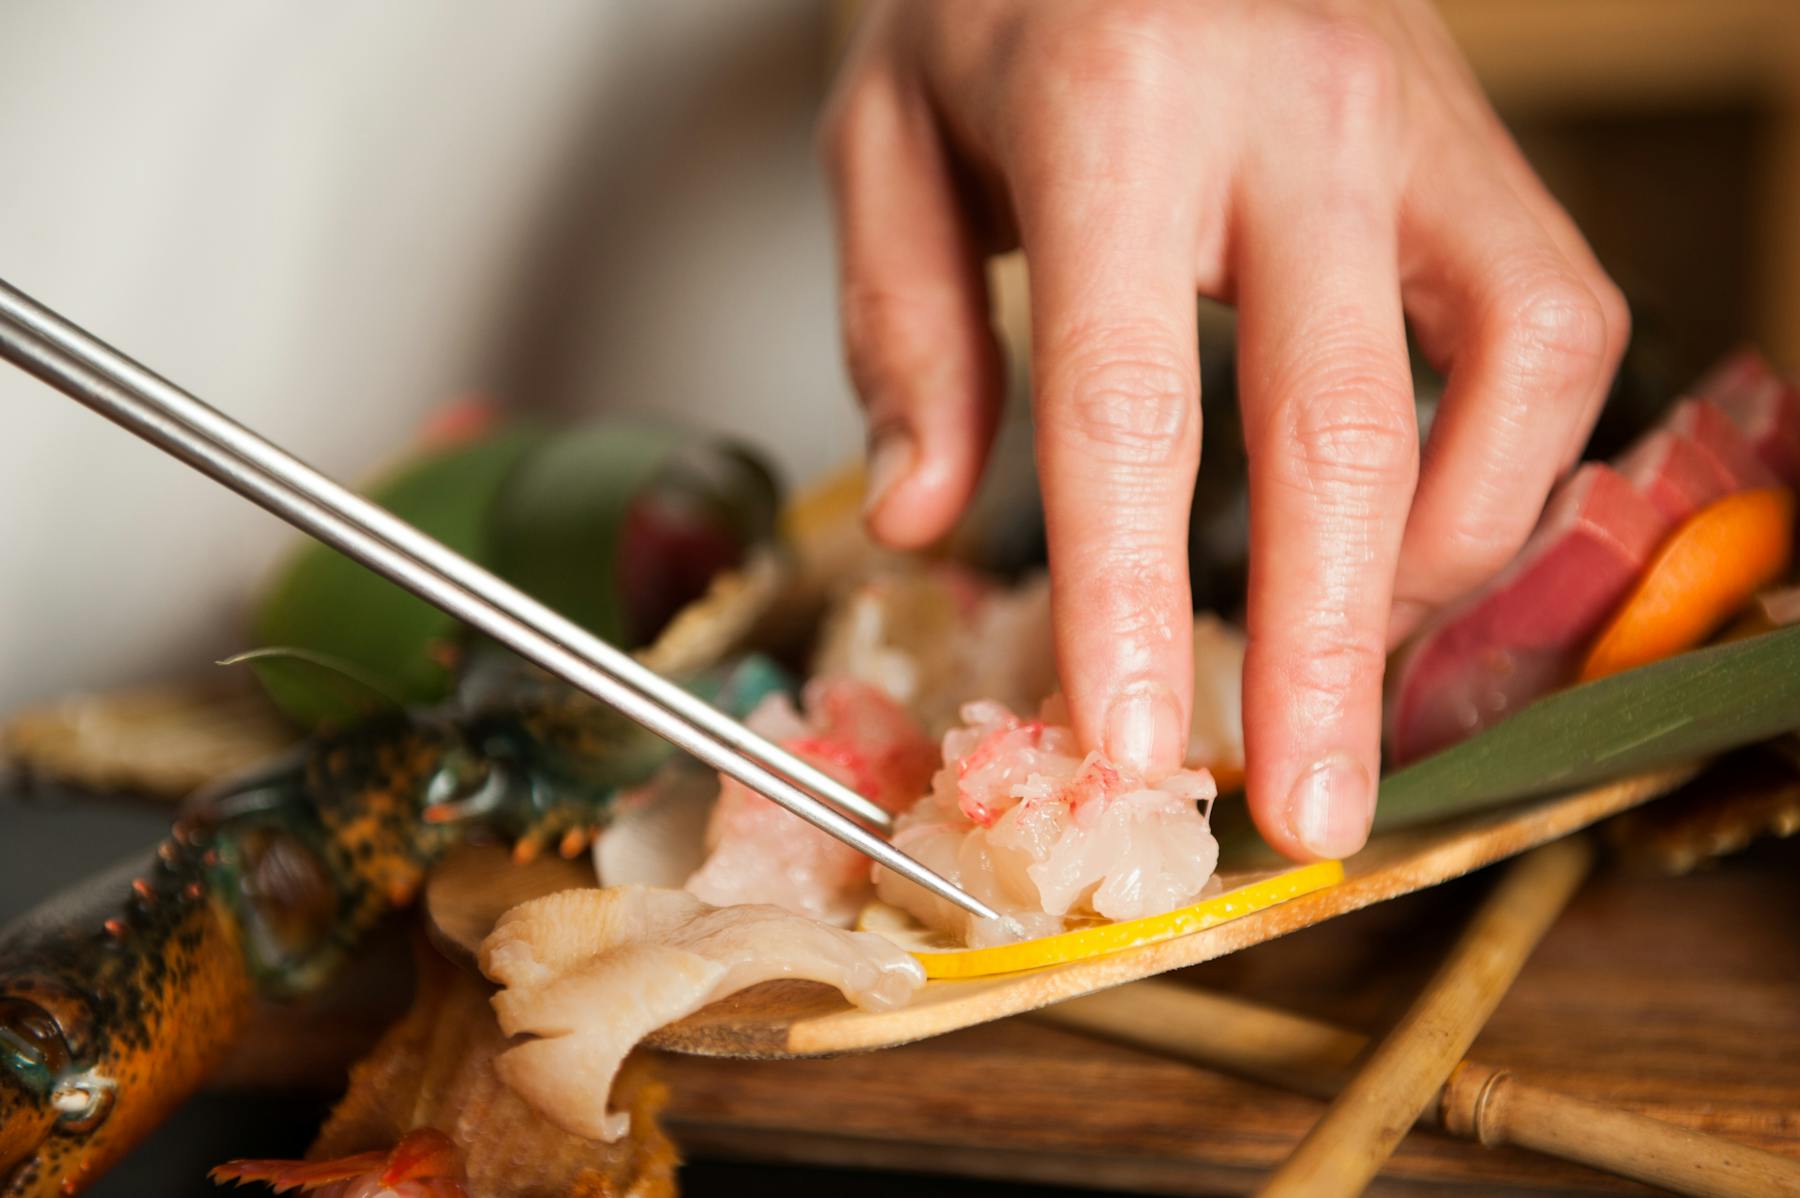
[655,833,1800,1195]
[428,766,1693,1058]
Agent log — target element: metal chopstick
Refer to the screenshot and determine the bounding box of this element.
[0,278,1003,923]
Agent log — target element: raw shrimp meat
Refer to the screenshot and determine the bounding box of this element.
[685,677,936,924]
[481,886,925,1141]
[875,702,1220,947]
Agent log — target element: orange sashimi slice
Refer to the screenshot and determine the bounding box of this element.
[1579,487,1795,682]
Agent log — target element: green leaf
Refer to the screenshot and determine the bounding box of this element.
[219,647,405,730]
[251,426,544,722]
[491,422,686,646]
[1214,624,1800,859]
[1373,624,1800,830]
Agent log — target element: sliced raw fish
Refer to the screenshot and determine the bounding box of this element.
[593,766,716,889]
[1665,399,1780,491]
[1385,463,1670,765]
[482,886,925,1141]
[1698,349,1800,486]
[685,677,937,924]
[874,702,1219,947]
[1615,426,1734,522]
[1693,346,1767,402]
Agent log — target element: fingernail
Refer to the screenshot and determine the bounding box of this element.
[1286,753,1373,859]
[862,429,915,519]
[1103,682,1185,776]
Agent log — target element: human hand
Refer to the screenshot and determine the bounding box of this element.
[821,0,1626,860]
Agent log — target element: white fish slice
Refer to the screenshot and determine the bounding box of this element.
[593,767,718,889]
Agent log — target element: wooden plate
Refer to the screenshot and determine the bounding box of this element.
[425,765,1692,1060]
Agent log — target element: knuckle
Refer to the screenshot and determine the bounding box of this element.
[1493,270,1610,386]
[1276,369,1418,494]
[1291,13,1398,126]
[1042,328,1199,468]
[1410,511,1531,606]
[1440,507,1533,578]
[1016,2,1185,108]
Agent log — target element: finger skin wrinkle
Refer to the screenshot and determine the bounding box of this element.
[1059,539,1184,599]
[1057,557,1186,668]
[1038,332,1199,470]
[1425,497,1531,575]
[1045,468,1193,544]
[1265,382,1418,497]
[1257,632,1384,728]
[1493,278,1609,386]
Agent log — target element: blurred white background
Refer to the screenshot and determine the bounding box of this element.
[0,0,854,709]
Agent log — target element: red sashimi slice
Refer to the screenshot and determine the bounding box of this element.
[1614,426,1736,522]
[1719,376,1800,487]
[1692,346,1767,404]
[1665,399,1780,491]
[1696,349,1800,486]
[1384,463,1671,766]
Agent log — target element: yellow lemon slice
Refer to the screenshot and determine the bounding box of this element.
[860,860,1343,980]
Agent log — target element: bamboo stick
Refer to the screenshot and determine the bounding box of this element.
[1252,838,1592,1197]
[1043,982,1360,1101]
[1043,981,1800,1197]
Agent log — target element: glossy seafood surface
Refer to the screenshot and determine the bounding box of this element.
[480,886,924,1141]
[876,702,1220,947]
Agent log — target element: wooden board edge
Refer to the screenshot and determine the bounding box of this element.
[761,766,1694,1057]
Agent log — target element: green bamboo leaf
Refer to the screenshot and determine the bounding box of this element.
[219,647,405,730]
[251,425,545,720]
[1215,624,1800,859]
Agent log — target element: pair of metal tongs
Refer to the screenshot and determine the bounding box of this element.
[0,278,1000,921]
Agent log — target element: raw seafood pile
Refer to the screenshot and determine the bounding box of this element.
[480,886,924,1141]
[813,563,1246,775]
[813,564,1056,735]
[630,567,1243,934]
[684,677,937,923]
[1387,349,1800,764]
[875,702,1221,947]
